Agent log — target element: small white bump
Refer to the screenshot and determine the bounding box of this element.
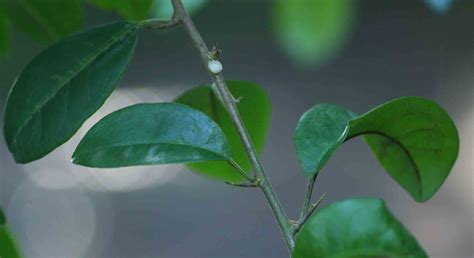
[208,60,223,74]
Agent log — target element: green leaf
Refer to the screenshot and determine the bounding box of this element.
[151,0,208,19]
[0,6,9,57]
[72,103,232,168]
[0,209,5,225]
[293,198,427,258]
[294,104,358,178]
[294,97,459,202]
[0,227,21,258]
[273,0,355,67]
[0,209,22,258]
[1,0,81,44]
[175,81,271,182]
[4,21,138,163]
[87,0,153,21]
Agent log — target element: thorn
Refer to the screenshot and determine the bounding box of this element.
[233,96,243,104]
[209,46,222,60]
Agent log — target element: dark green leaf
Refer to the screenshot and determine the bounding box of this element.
[294,104,358,178]
[4,21,138,163]
[72,103,231,168]
[0,6,8,57]
[152,0,208,19]
[1,0,81,44]
[273,0,355,67]
[0,209,5,225]
[348,97,459,201]
[175,81,271,182]
[293,198,427,258]
[294,97,459,202]
[88,0,153,21]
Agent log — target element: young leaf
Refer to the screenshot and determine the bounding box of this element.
[293,198,427,258]
[174,81,271,182]
[1,0,81,44]
[0,6,8,57]
[87,0,153,21]
[72,103,232,168]
[273,0,355,67]
[294,97,459,202]
[0,209,21,258]
[4,21,138,163]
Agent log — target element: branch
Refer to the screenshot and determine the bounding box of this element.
[171,0,295,252]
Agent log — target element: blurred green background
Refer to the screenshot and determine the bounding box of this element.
[0,0,473,257]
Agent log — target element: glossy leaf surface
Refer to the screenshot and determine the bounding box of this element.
[0,209,21,258]
[2,0,81,44]
[4,21,138,163]
[293,198,427,258]
[273,0,355,66]
[294,97,459,202]
[175,81,271,182]
[88,0,153,21]
[73,103,231,168]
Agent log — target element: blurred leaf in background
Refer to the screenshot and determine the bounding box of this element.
[175,81,271,183]
[151,0,208,19]
[87,0,154,21]
[1,0,81,44]
[0,209,21,258]
[273,0,355,67]
[0,5,8,57]
[424,0,454,14]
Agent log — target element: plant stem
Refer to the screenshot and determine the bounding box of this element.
[229,159,254,182]
[299,175,317,221]
[171,0,295,253]
[293,192,327,234]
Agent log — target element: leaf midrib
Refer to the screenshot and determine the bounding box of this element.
[11,23,136,146]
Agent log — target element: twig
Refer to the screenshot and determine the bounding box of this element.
[170,0,295,253]
[293,192,327,234]
[138,16,181,30]
[298,174,317,221]
[229,159,255,182]
[225,181,258,188]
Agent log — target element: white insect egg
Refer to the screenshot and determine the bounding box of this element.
[208,60,223,74]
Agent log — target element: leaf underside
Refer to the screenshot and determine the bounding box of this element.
[4,21,138,163]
